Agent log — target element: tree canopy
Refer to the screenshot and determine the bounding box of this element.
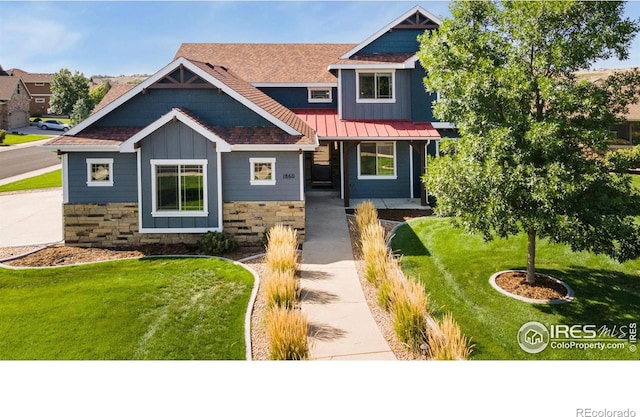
[418,0,640,282]
[49,69,91,116]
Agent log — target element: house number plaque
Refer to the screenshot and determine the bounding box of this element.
[282,173,296,179]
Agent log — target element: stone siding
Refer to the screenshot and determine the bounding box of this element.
[63,201,305,247]
[223,201,305,244]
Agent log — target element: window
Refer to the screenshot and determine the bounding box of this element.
[35,98,46,103]
[151,160,208,217]
[250,158,276,185]
[357,71,395,102]
[308,88,332,103]
[35,82,45,86]
[86,158,114,187]
[358,142,397,179]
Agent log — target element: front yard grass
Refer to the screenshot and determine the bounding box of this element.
[0,258,254,359]
[390,217,640,360]
[1,133,52,146]
[0,169,61,193]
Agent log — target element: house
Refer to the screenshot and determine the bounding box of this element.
[44,6,447,248]
[6,68,53,116]
[0,72,31,130]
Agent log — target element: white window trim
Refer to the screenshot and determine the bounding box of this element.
[35,82,45,86]
[308,87,332,103]
[357,142,398,180]
[356,70,396,104]
[250,157,276,186]
[150,159,208,218]
[35,98,46,103]
[86,158,114,187]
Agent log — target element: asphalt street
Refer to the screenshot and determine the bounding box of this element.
[0,146,61,180]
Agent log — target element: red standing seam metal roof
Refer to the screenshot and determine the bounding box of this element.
[293,109,440,140]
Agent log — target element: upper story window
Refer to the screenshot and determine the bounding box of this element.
[308,87,332,103]
[357,70,395,103]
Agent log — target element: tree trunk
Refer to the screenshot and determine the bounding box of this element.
[527,228,537,284]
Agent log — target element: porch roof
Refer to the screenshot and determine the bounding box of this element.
[293,109,440,140]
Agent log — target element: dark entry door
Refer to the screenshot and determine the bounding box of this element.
[311,143,333,187]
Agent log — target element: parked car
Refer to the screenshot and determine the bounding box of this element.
[38,120,69,132]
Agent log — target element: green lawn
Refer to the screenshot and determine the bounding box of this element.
[0,258,255,359]
[0,169,61,193]
[391,217,640,360]
[631,174,640,191]
[1,133,52,146]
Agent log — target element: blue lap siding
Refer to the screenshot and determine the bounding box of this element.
[66,153,137,203]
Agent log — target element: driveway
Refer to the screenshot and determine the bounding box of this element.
[0,190,63,246]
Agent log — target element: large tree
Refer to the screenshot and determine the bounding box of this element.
[418,0,640,283]
[49,68,90,116]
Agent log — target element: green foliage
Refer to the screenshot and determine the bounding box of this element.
[0,170,61,193]
[0,130,5,144]
[418,0,640,275]
[49,68,90,115]
[89,81,111,107]
[198,231,238,255]
[70,97,94,126]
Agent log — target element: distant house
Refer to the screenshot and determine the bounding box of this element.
[7,68,53,116]
[0,74,31,130]
[44,6,449,248]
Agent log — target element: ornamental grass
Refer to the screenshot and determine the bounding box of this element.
[265,224,299,274]
[360,222,389,286]
[354,200,378,237]
[265,307,309,360]
[391,279,430,353]
[426,313,474,360]
[263,269,298,310]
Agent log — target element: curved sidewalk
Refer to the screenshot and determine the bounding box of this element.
[300,192,395,360]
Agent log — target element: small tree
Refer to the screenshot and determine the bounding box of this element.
[70,97,94,126]
[89,81,111,107]
[419,0,640,283]
[49,68,90,115]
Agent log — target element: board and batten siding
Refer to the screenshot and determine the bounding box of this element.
[222,152,301,202]
[358,29,427,55]
[96,89,275,129]
[347,141,412,199]
[139,121,219,230]
[66,152,137,203]
[340,70,412,120]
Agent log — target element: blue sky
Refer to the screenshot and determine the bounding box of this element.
[1,1,640,77]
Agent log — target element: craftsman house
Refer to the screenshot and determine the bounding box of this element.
[6,69,53,116]
[0,73,31,130]
[44,6,447,247]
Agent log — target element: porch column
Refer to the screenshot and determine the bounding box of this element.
[410,141,428,207]
[343,142,350,207]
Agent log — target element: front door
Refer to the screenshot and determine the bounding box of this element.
[311,143,333,188]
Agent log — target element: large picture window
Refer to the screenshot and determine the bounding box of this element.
[357,71,395,102]
[151,160,208,217]
[358,142,397,179]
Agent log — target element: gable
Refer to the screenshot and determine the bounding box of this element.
[340,6,441,59]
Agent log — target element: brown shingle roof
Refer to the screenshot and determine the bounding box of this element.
[7,68,52,83]
[0,77,22,100]
[175,43,355,84]
[45,127,143,147]
[91,83,136,114]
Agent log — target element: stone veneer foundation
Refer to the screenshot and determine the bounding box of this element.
[63,201,305,247]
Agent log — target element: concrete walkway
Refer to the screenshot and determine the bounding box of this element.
[0,189,63,247]
[300,192,396,360]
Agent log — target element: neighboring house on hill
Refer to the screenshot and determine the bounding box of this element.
[0,76,31,130]
[7,68,53,116]
[44,6,448,248]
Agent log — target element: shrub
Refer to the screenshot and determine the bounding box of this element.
[377,262,405,311]
[391,279,429,353]
[265,224,298,274]
[360,222,388,285]
[263,269,298,310]
[0,130,6,144]
[426,313,473,360]
[198,231,238,255]
[354,200,378,237]
[265,307,309,360]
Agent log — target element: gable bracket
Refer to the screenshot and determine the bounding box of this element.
[395,11,439,29]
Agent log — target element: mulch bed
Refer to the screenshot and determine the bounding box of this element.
[494,271,568,300]
[3,243,264,267]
